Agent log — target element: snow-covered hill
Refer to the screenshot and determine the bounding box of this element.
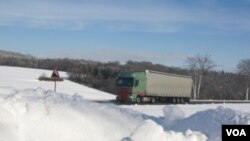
[0,66,115,101]
[0,66,250,141]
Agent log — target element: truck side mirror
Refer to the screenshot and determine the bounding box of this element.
[135,80,139,87]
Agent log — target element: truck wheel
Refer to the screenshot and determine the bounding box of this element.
[136,96,141,104]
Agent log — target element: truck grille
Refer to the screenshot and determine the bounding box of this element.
[118,88,131,100]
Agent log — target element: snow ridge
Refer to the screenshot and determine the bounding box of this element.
[0,87,207,141]
[163,105,250,141]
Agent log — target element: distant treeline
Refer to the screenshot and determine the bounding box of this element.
[0,51,248,100]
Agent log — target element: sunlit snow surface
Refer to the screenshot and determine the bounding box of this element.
[0,66,250,141]
[0,87,207,141]
[0,66,115,101]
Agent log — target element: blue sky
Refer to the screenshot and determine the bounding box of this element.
[0,0,250,72]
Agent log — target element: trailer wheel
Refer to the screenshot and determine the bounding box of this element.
[172,98,176,104]
[150,97,156,103]
[176,98,179,103]
[136,96,141,104]
[180,98,184,104]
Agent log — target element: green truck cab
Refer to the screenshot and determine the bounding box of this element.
[116,71,146,103]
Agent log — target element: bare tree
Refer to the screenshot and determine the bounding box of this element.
[237,59,250,100]
[186,54,216,99]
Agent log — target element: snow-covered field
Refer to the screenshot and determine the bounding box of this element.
[0,66,115,101]
[0,66,249,141]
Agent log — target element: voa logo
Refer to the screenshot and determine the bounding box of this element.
[226,129,246,137]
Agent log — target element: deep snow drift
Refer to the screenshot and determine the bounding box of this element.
[162,106,250,141]
[0,87,207,141]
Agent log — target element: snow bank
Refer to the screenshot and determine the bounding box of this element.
[0,87,143,141]
[164,105,250,141]
[163,105,185,127]
[0,87,207,141]
[0,87,17,97]
[128,120,207,141]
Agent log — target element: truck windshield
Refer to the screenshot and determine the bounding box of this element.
[116,77,134,87]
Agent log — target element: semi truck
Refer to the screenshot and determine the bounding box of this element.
[116,70,193,103]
